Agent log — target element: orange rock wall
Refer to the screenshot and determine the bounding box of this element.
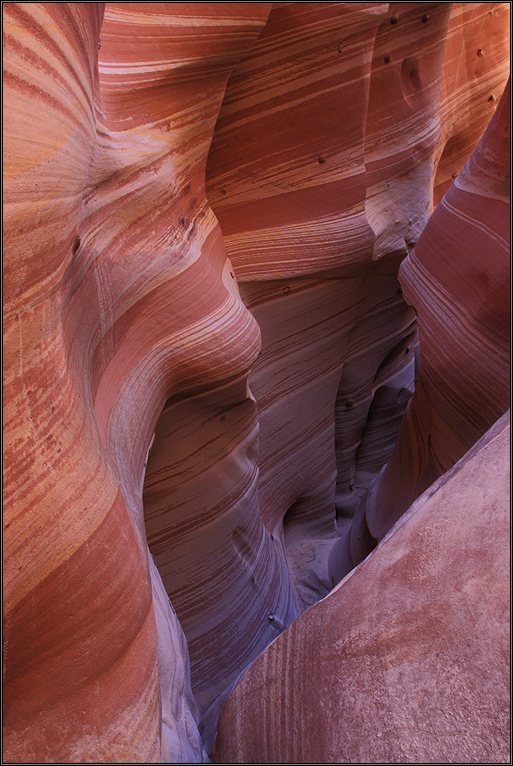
[434,1,510,204]
[3,2,510,763]
[3,2,270,762]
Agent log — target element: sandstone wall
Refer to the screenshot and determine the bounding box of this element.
[3,2,510,763]
[329,74,510,582]
[434,1,511,204]
[3,3,270,761]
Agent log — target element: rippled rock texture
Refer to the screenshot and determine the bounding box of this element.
[3,2,510,763]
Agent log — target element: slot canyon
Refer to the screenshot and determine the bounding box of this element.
[2,2,510,763]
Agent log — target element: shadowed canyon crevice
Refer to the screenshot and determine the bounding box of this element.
[3,2,510,763]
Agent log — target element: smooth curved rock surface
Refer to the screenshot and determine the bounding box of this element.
[206,1,452,612]
[206,1,510,611]
[213,409,510,764]
[3,2,270,762]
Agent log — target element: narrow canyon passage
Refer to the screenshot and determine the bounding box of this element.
[143,4,510,753]
[3,2,510,764]
[141,0,437,742]
[142,256,418,705]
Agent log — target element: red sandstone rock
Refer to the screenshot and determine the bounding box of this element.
[213,410,510,764]
[3,2,270,762]
[206,1,453,614]
[3,2,510,763]
[207,1,509,612]
[434,1,511,205]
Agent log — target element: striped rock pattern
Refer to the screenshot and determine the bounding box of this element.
[206,1,509,610]
[3,2,270,762]
[213,410,511,764]
[329,78,510,580]
[3,2,510,764]
[205,1,442,613]
[433,1,511,205]
[210,5,510,760]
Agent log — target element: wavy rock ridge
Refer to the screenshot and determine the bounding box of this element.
[3,2,510,763]
[214,61,510,765]
[4,3,270,761]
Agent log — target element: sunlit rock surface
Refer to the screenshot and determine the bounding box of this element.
[3,2,510,763]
